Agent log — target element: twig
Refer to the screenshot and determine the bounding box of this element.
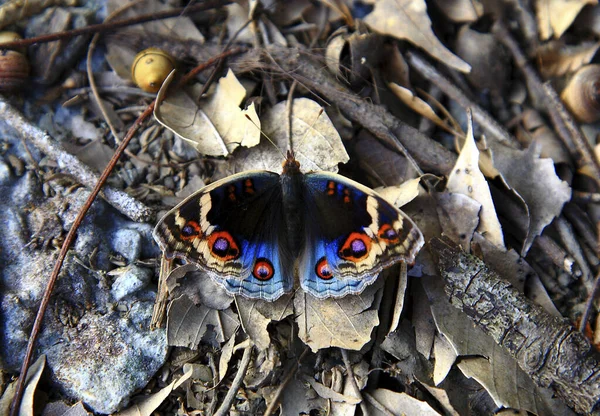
[580,272,600,333]
[406,51,520,149]
[214,345,253,416]
[0,99,153,222]
[9,48,240,416]
[492,21,600,187]
[341,349,369,416]
[0,0,233,50]
[263,347,310,416]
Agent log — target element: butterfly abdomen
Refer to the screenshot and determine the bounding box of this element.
[280,166,305,257]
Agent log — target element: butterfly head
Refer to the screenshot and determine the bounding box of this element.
[282,150,301,174]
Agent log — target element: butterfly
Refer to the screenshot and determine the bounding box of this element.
[153,151,424,301]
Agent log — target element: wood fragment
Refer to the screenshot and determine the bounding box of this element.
[431,237,600,414]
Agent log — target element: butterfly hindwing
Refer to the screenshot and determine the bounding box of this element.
[299,172,424,299]
[153,171,293,301]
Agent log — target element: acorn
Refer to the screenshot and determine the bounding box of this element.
[0,31,29,92]
[0,31,25,54]
[131,48,175,93]
[561,64,600,124]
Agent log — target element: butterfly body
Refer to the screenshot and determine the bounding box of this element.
[154,152,424,301]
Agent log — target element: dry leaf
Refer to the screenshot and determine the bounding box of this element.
[432,0,484,22]
[536,0,598,40]
[417,381,461,416]
[446,115,505,248]
[42,401,91,416]
[388,83,455,134]
[355,132,418,186]
[366,388,441,416]
[375,177,422,209]
[0,355,46,416]
[304,376,362,404]
[294,279,383,351]
[235,295,293,350]
[154,69,261,156]
[166,295,239,347]
[436,192,481,251]
[115,367,193,416]
[421,274,572,415]
[364,0,471,73]
[432,333,458,385]
[412,282,436,359]
[486,140,572,255]
[538,41,600,78]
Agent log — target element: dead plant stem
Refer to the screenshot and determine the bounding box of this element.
[214,345,253,416]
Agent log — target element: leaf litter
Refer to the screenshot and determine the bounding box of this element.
[3,0,600,415]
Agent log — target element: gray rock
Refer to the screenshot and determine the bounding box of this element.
[111,265,153,301]
[44,301,167,414]
[0,132,167,413]
[111,228,142,262]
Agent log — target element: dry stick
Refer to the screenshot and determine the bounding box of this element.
[340,349,369,416]
[0,100,153,222]
[214,345,253,416]
[492,21,600,188]
[9,49,239,416]
[580,272,600,332]
[573,191,600,204]
[405,51,520,149]
[263,347,310,416]
[0,0,232,49]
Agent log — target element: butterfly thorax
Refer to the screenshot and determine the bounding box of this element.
[281,154,305,256]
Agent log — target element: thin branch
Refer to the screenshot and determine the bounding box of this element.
[0,0,232,49]
[406,51,520,149]
[263,347,310,416]
[341,349,369,416]
[214,345,253,416]
[492,21,600,188]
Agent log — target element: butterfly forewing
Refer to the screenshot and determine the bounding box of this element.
[298,172,424,299]
[153,171,294,301]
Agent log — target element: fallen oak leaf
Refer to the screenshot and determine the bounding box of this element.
[364,0,471,73]
[154,69,261,156]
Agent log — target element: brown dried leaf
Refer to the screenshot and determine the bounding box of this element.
[366,389,440,415]
[364,0,471,73]
[538,41,600,78]
[232,98,349,173]
[487,140,572,255]
[447,116,505,248]
[235,295,293,350]
[536,0,598,40]
[421,274,572,415]
[115,367,193,416]
[0,355,45,416]
[432,0,484,22]
[42,401,91,416]
[166,295,239,347]
[294,279,383,351]
[388,83,455,134]
[154,70,261,156]
[436,192,481,251]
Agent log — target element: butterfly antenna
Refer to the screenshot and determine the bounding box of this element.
[244,114,286,160]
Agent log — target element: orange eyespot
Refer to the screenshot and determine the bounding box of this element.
[327,181,336,196]
[253,258,274,281]
[207,231,240,260]
[338,232,371,261]
[315,257,333,280]
[180,220,201,240]
[378,223,400,244]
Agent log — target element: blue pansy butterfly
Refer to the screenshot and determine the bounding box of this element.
[153,151,424,301]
